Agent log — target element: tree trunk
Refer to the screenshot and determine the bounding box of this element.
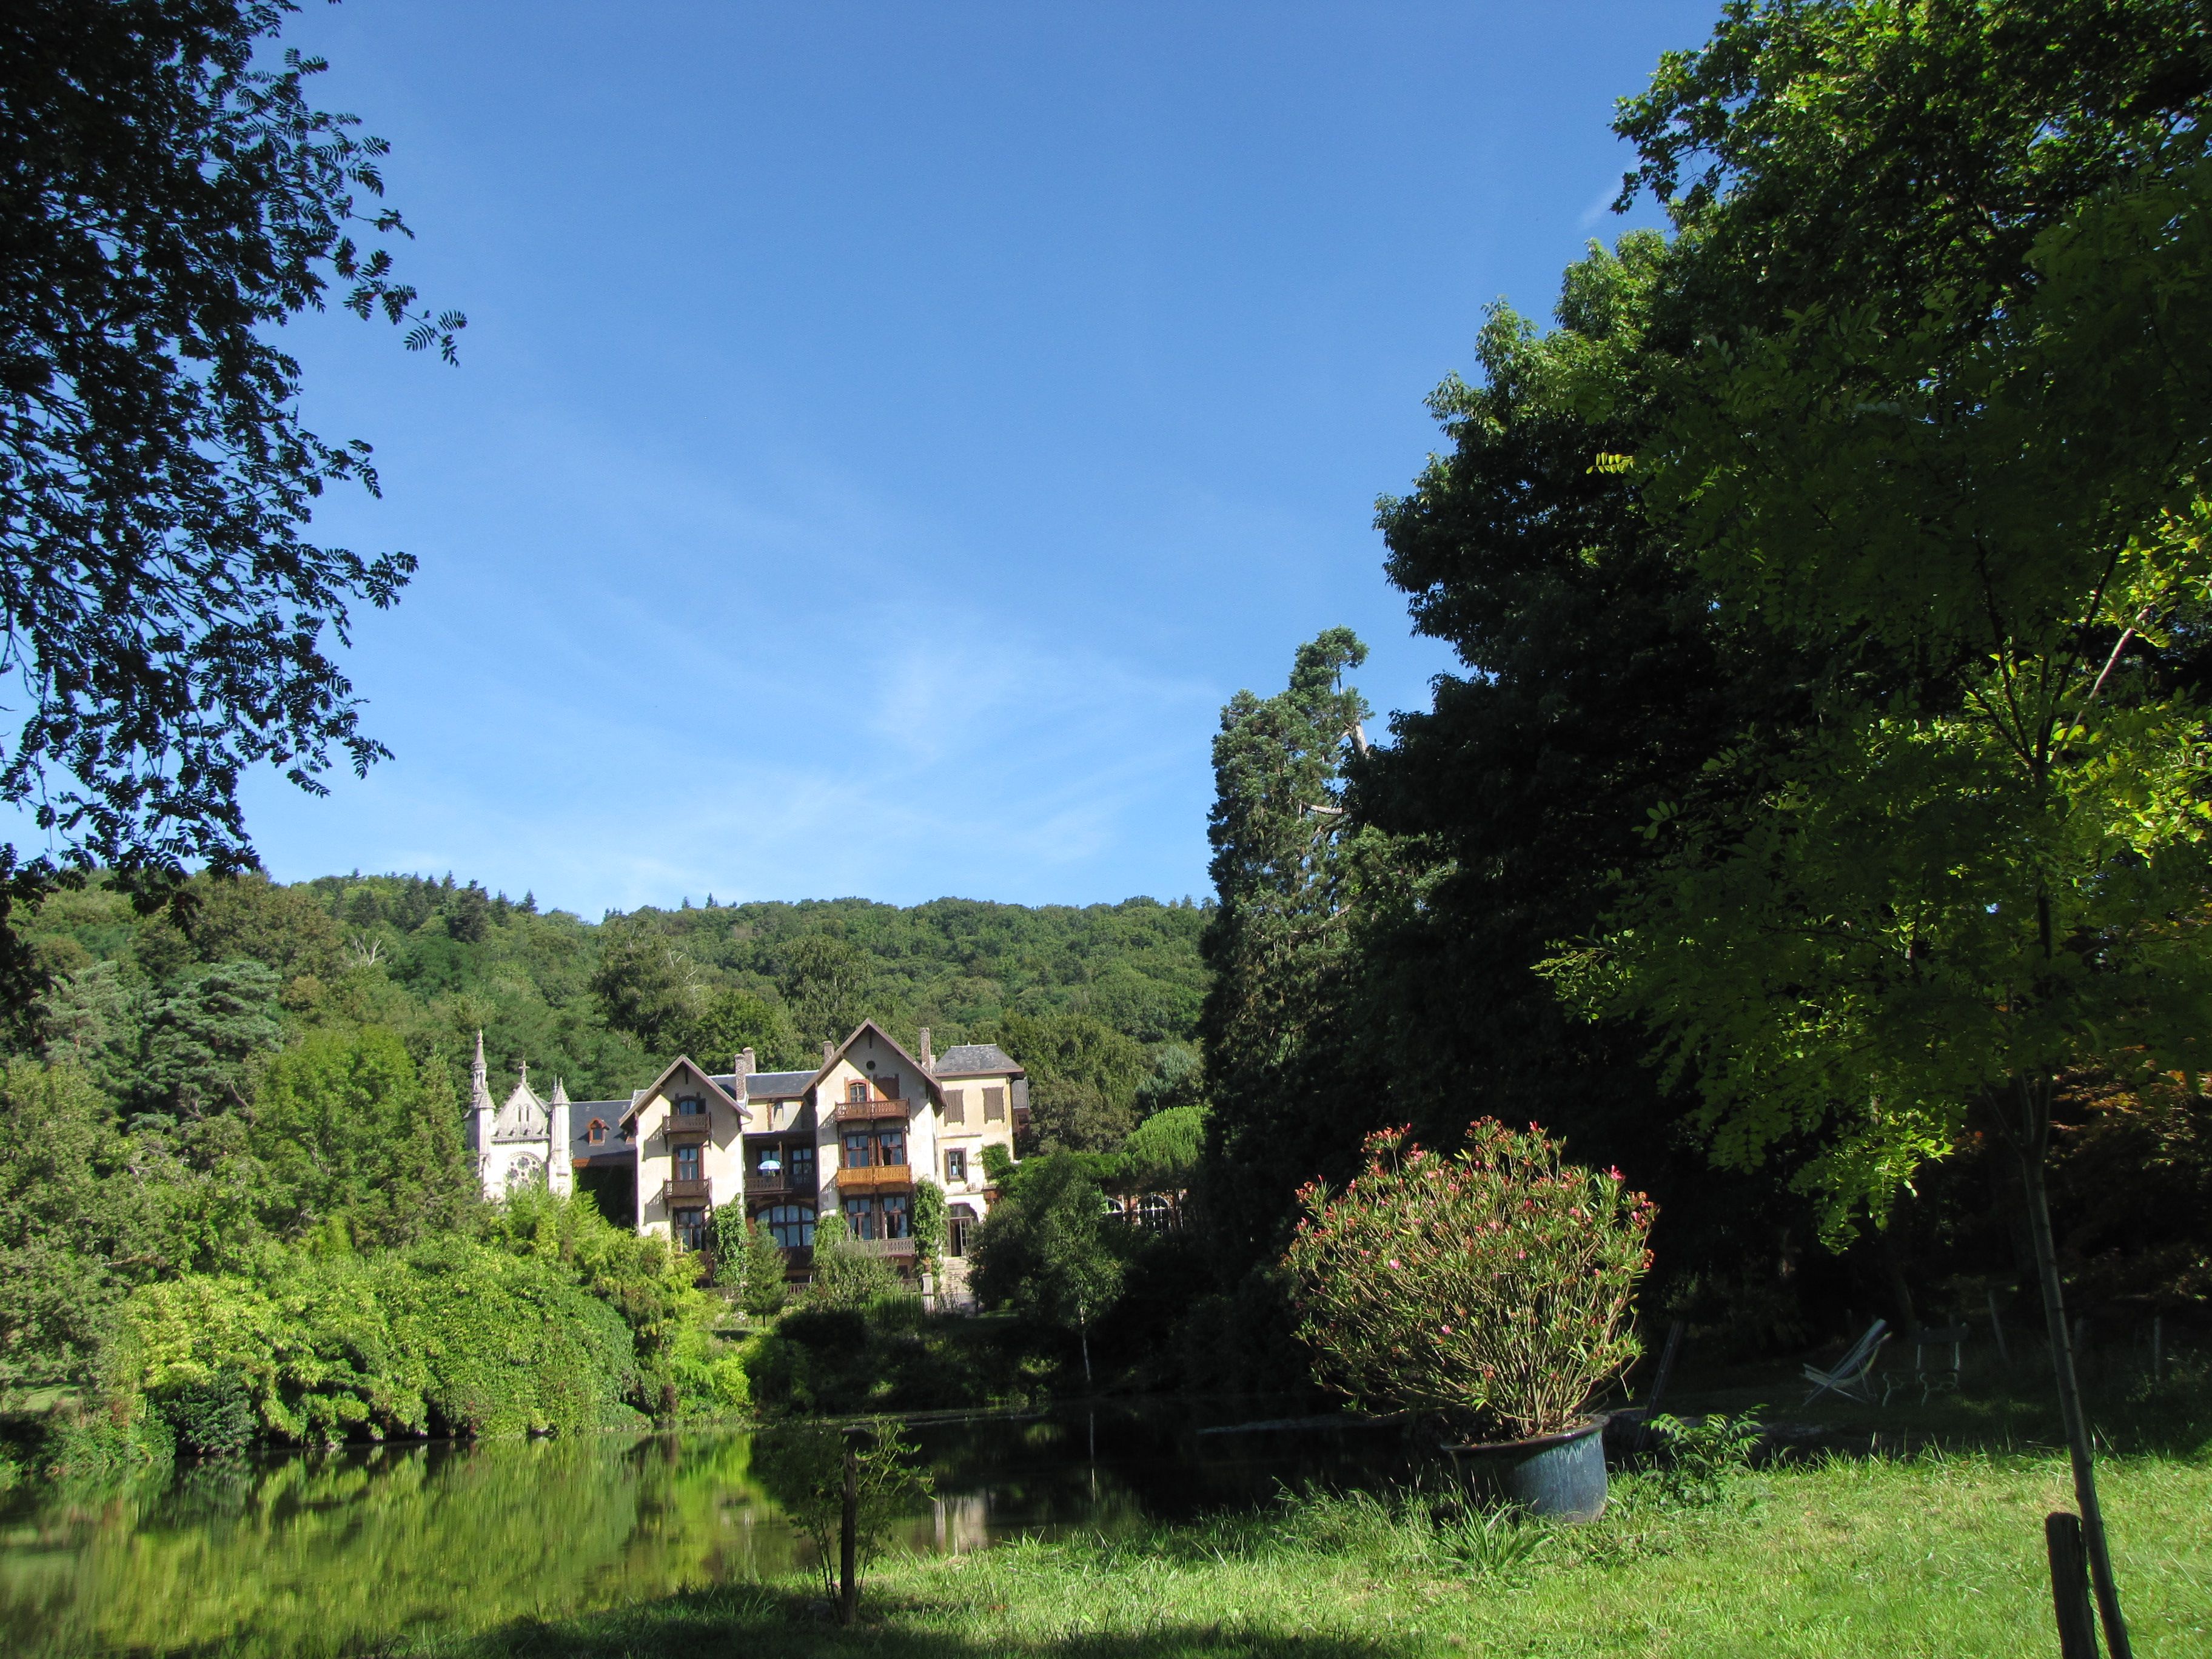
[2011,1074,2131,1659]
[1079,1316,1093,1389]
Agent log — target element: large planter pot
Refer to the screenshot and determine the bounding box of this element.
[1447,1414,1609,1523]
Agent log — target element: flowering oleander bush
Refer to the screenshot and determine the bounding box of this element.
[1283,1119,1655,1439]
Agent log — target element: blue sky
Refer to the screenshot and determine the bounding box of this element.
[233,0,1717,916]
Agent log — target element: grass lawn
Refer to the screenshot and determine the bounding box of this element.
[404,1439,2211,1658]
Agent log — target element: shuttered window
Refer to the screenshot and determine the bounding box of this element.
[984,1087,1005,1122]
[945,1088,966,1124]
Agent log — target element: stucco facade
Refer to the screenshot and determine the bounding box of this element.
[470,1019,1025,1288]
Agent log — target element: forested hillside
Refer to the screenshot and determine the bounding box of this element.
[25,874,1208,1140]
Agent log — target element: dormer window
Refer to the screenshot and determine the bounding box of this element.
[586,1119,608,1145]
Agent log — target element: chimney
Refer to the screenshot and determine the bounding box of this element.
[737,1047,756,1079]
[920,1027,934,1071]
[822,1039,835,1067]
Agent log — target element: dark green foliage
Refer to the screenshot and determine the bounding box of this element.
[971,1154,1125,1379]
[1196,630,1385,1275]
[779,933,874,1050]
[0,1063,175,1386]
[743,1303,1048,1415]
[985,1008,1150,1152]
[135,959,283,1122]
[717,1209,790,1319]
[248,1026,477,1247]
[158,1370,256,1458]
[0,2,461,1013]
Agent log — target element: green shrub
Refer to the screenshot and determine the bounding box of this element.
[808,1212,903,1307]
[157,1370,256,1456]
[121,1236,637,1445]
[751,1418,932,1602]
[1283,1119,1654,1439]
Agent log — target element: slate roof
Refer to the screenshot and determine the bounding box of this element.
[567,1101,628,1160]
[709,1070,817,1098]
[933,1044,1020,1078]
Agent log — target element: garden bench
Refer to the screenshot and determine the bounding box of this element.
[1803,1319,1891,1406]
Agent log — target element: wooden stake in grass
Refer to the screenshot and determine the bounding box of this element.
[2045,1511,2100,1659]
[839,1426,874,1627]
[2008,1076,2131,1659]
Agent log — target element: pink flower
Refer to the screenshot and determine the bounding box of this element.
[1440,1324,1452,1335]
[1389,1258,1403,1270]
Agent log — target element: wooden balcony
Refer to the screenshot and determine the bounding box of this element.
[744,1167,813,1198]
[833,1162,912,1193]
[660,1178,712,1206]
[833,1095,910,1124]
[664,1117,712,1144]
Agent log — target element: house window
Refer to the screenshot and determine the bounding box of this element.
[675,1096,705,1117]
[675,1143,702,1182]
[848,1079,869,1104]
[674,1207,708,1250]
[945,1088,966,1125]
[879,1073,899,1099]
[984,1087,1005,1122]
[944,1147,967,1185]
[843,1195,879,1240]
[763,1203,815,1248]
[586,1119,607,1145]
[753,1145,782,1176]
[877,1126,905,1167]
[788,1143,816,1183]
[948,1202,977,1258]
[842,1130,873,1169]
[880,1193,910,1240]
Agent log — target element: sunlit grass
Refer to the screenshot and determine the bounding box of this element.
[407,1445,2212,1658]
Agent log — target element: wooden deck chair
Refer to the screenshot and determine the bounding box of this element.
[1803,1319,1891,1405]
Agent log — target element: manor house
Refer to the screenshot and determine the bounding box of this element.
[464,1021,1025,1287]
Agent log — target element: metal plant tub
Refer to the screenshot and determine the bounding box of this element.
[1446,1415,1609,1523]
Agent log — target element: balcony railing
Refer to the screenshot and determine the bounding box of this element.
[664,1117,712,1143]
[660,1178,711,1206]
[833,1095,910,1123]
[744,1168,813,1197]
[850,1236,917,1258]
[833,1162,912,1192]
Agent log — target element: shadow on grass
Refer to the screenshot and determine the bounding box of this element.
[398,1581,1415,1659]
[1660,1350,2211,1464]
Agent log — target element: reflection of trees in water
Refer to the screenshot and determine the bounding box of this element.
[0,1435,808,1659]
[0,1408,1421,1657]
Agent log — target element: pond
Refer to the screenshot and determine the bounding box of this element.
[0,1401,1413,1658]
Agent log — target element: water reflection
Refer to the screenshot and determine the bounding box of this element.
[0,1402,1406,1658]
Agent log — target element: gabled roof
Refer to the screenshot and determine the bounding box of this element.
[805,1019,945,1108]
[617,1056,751,1128]
[933,1042,1022,1079]
[491,1070,549,1143]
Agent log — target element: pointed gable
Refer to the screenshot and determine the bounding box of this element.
[618,1056,750,1127]
[805,1019,945,1107]
[491,1065,549,1142]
